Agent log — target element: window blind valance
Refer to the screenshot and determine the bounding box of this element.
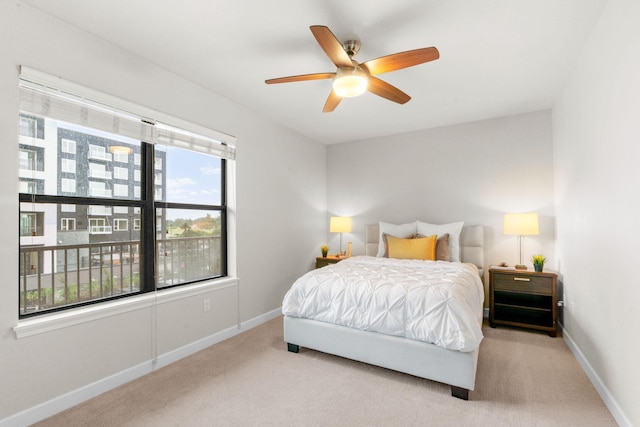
[19,66,236,160]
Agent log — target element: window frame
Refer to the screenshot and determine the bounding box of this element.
[17,67,235,319]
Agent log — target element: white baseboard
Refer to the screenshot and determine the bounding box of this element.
[562,326,631,427]
[0,308,283,427]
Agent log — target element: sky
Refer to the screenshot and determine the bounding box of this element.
[160,145,222,221]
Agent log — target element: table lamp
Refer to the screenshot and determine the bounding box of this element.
[330,216,352,256]
[504,213,539,270]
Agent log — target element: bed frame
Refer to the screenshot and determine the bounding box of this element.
[284,224,485,400]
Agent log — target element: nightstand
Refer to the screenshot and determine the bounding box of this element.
[489,268,558,337]
[315,255,345,269]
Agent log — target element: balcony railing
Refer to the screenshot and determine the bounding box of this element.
[88,169,113,179]
[89,225,113,234]
[19,235,222,315]
[157,236,222,287]
[88,149,112,161]
[87,206,112,216]
[20,240,141,315]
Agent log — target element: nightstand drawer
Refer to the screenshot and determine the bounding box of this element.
[493,273,552,295]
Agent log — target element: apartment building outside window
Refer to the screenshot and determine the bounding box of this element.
[18,68,235,317]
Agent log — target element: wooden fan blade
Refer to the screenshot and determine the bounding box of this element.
[323,90,342,112]
[367,77,411,104]
[310,25,353,69]
[265,72,335,84]
[362,47,439,75]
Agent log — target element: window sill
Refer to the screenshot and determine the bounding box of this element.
[13,276,239,339]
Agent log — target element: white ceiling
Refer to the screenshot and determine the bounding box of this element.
[20,0,608,145]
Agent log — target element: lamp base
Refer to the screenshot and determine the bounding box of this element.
[514,264,527,270]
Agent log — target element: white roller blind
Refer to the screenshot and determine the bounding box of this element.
[155,123,236,159]
[19,82,156,143]
[19,66,236,160]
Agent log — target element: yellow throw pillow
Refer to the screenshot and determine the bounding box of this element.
[386,234,437,260]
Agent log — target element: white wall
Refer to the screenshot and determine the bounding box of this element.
[553,0,640,425]
[0,2,326,423]
[327,110,557,294]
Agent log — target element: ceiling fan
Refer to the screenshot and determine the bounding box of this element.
[265,25,439,112]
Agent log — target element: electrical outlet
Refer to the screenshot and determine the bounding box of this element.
[203,298,210,312]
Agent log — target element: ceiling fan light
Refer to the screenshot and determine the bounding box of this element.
[333,67,368,98]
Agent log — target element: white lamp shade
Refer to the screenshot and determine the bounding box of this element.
[504,213,539,235]
[330,216,352,233]
[332,67,368,98]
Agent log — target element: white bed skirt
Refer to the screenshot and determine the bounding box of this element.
[284,316,479,391]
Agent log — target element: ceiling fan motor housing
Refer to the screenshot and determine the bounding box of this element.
[342,40,361,58]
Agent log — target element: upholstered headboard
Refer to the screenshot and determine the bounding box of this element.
[365,224,485,277]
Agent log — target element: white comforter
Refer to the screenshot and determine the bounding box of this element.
[282,256,484,352]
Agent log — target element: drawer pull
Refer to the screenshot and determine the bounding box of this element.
[513,277,531,282]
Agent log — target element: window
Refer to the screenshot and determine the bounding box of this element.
[61,138,76,154]
[18,68,235,317]
[19,149,37,170]
[20,212,44,236]
[61,178,76,193]
[61,158,76,174]
[19,114,44,139]
[19,179,42,194]
[89,181,110,198]
[114,167,128,180]
[61,218,76,231]
[88,218,111,234]
[113,183,129,198]
[114,219,128,231]
[113,151,129,163]
[155,145,225,287]
[20,116,37,137]
[89,162,110,179]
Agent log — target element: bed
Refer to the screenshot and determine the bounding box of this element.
[282,222,485,400]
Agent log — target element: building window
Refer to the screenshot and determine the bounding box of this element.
[19,114,44,139]
[89,162,111,179]
[61,178,76,193]
[19,179,43,194]
[61,158,76,174]
[114,219,128,231]
[61,218,76,231]
[18,70,235,317]
[114,167,128,180]
[113,151,129,163]
[19,149,37,171]
[20,212,44,236]
[89,218,111,234]
[113,183,128,198]
[61,138,76,154]
[89,181,110,198]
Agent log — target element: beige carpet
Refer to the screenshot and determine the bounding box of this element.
[34,317,617,427]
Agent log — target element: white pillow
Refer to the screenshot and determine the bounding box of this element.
[376,221,418,257]
[416,221,464,262]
